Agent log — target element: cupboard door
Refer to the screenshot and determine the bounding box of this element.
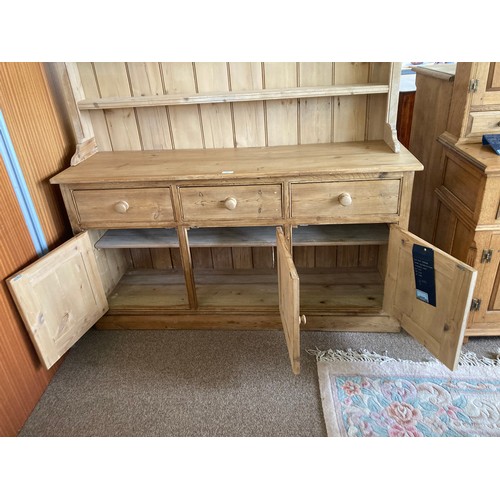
[276,227,301,374]
[472,233,500,326]
[383,225,477,371]
[471,62,500,107]
[7,231,108,369]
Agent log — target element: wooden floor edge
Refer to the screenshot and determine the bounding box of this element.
[96,313,401,332]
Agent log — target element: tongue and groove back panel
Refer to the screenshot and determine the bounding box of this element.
[65,62,395,271]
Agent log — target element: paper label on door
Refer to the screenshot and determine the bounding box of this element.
[412,244,436,307]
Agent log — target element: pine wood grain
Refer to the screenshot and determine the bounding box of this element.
[127,62,172,150]
[161,63,204,149]
[264,63,298,146]
[229,62,266,148]
[77,83,389,109]
[299,63,333,145]
[76,63,113,151]
[51,142,422,185]
[195,63,234,148]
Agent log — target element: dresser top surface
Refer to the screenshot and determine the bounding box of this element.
[50,141,422,185]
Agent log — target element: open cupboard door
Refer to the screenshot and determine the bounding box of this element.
[7,231,108,369]
[276,227,303,375]
[383,225,477,371]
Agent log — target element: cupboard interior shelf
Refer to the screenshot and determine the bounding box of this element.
[94,224,390,249]
[77,83,390,110]
[292,224,389,246]
[108,268,385,314]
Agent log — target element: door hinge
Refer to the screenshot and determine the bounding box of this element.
[469,79,479,93]
[481,249,493,263]
[470,298,482,311]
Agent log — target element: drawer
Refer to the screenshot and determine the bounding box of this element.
[467,111,500,138]
[73,188,174,227]
[291,180,400,219]
[180,185,282,221]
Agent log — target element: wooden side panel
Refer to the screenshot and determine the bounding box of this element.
[47,63,94,145]
[7,232,108,370]
[76,62,113,151]
[446,62,475,141]
[276,228,300,374]
[0,63,74,436]
[367,62,391,141]
[91,236,130,295]
[383,225,477,371]
[408,69,454,240]
[433,202,457,254]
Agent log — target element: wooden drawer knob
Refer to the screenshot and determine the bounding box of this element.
[224,196,238,210]
[114,200,129,213]
[338,192,352,206]
[299,314,307,325]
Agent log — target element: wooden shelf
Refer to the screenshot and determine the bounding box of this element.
[292,224,389,246]
[107,268,384,313]
[108,269,189,312]
[94,224,390,250]
[188,227,277,247]
[95,228,179,248]
[77,83,390,110]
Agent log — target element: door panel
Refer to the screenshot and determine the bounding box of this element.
[7,232,108,369]
[471,62,500,106]
[474,233,500,325]
[276,227,300,374]
[383,225,477,370]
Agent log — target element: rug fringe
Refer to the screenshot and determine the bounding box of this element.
[306,347,500,367]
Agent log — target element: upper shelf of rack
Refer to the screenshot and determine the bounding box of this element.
[76,83,390,110]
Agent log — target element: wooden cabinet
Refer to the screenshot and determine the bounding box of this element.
[433,138,500,337]
[446,62,500,144]
[5,62,481,374]
[8,142,479,374]
[408,64,456,240]
[409,62,500,339]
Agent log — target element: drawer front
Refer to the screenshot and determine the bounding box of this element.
[180,185,282,221]
[73,188,174,227]
[467,111,500,138]
[291,180,400,219]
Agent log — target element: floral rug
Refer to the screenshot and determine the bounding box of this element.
[310,348,500,437]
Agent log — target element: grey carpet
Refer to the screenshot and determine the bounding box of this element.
[18,328,500,437]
